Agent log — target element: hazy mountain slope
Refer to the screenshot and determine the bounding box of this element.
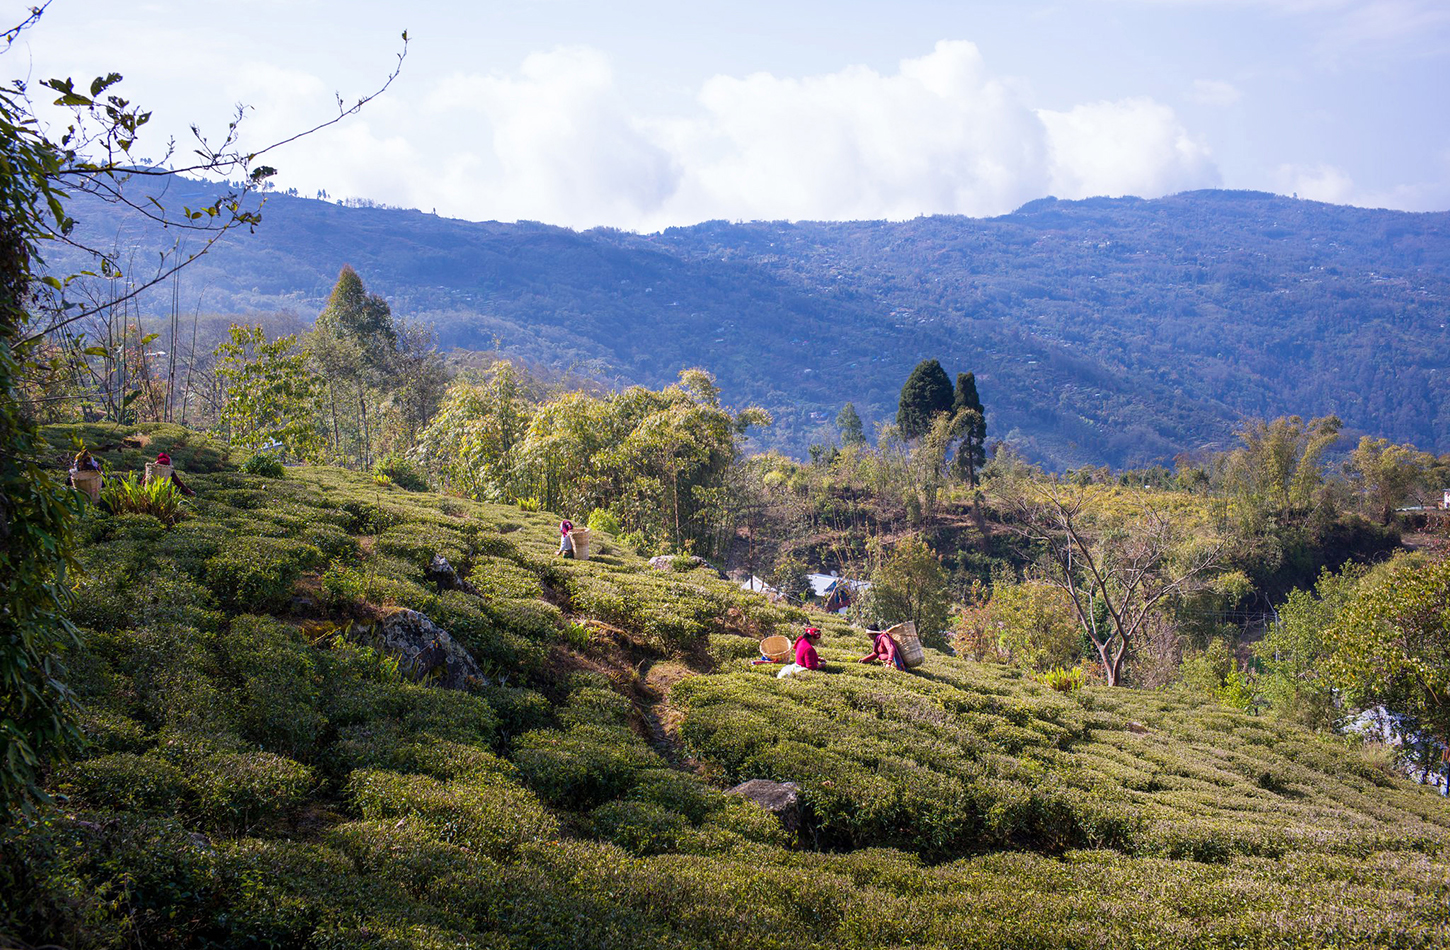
[57,182,1450,465]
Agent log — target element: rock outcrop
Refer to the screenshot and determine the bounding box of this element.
[428,554,480,597]
[726,778,801,832]
[370,608,488,691]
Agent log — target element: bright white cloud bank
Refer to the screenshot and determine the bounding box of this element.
[251,40,1221,229]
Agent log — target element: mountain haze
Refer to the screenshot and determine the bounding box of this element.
[63,181,1450,465]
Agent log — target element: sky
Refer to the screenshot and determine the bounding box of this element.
[10,0,1450,230]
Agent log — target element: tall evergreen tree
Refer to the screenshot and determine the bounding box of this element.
[896,359,953,440]
[837,402,866,445]
[953,371,987,485]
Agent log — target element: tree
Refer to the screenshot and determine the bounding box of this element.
[1348,436,1432,525]
[769,555,811,602]
[951,372,987,486]
[896,359,952,440]
[1222,415,1342,520]
[987,581,1083,671]
[836,402,865,446]
[861,536,953,648]
[1007,482,1222,686]
[1325,555,1450,765]
[311,265,399,466]
[214,324,322,458]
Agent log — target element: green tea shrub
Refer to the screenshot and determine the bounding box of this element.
[340,499,404,535]
[560,687,634,729]
[326,817,482,898]
[590,800,689,855]
[513,723,657,810]
[467,556,544,599]
[226,615,327,760]
[376,522,469,571]
[627,768,721,824]
[302,523,359,560]
[77,706,149,753]
[185,751,313,835]
[478,685,554,739]
[347,768,558,857]
[240,453,286,478]
[203,537,325,612]
[478,595,565,642]
[57,753,186,814]
[374,455,430,492]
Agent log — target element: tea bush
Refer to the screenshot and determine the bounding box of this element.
[240,453,285,478]
[204,537,325,612]
[57,753,186,814]
[184,751,313,835]
[347,768,558,857]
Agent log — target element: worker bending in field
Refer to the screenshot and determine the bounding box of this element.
[776,626,822,678]
[859,628,905,670]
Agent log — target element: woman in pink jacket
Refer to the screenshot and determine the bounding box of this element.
[859,630,904,670]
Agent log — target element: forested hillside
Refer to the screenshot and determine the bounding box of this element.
[54,182,1450,466]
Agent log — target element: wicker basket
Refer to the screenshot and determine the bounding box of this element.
[568,528,593,561]
[71,469,102,503]
[886,621,925,669]
[145,462,173,486]
[759,634,792,662]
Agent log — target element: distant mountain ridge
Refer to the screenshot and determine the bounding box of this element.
[58,182,1450,466]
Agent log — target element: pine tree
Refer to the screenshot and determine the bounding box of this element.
[837,402,866,445]
[896,359,953,440]
[952,371,987,485]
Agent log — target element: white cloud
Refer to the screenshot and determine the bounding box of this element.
[402,41,1221,229]
[1040,98,1220,199]
[1189,79,1243,106]
[1276,162,1356,202]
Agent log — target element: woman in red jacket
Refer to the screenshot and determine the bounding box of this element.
[777,626,822,678]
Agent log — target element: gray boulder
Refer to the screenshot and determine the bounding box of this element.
[371,608,488,691]
[428,554,480,596]
[726,778,801,832]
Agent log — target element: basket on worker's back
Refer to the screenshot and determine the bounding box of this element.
[144,462,173,486]
[886,621,925,669]
[71,469,102,503]
[759,634,792,662]
[568,528,593,560]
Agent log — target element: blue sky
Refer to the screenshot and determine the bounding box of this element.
[12,0,1450,229]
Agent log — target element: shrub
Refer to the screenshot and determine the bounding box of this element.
[590,800,689,855]
[346,768,558,857]
[513,724,657,810]
[586,508,621,535]
[57,753,186,814]
[240,453,286,478]
[185,751,314,835]
[204,537,326,612]
[374,455,429,492]
[226,615,327,760]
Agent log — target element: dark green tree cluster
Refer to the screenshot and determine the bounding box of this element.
[896,358,988,485]
[310,265,447,468]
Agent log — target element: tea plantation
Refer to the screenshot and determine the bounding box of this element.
[5,423,1449,949]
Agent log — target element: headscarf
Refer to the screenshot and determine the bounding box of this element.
[157,452,172,465]
[561,520,574,536]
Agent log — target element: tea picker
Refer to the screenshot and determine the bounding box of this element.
[146,452,196,496]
